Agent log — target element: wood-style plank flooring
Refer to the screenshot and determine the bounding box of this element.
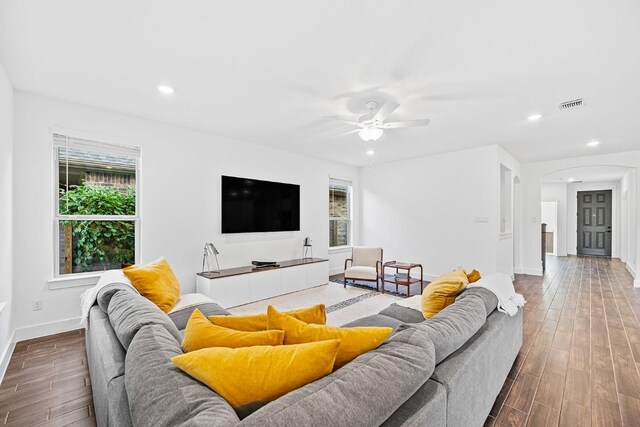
[487,256,640,426]
[1,256,638,426]
[0,329,96,426]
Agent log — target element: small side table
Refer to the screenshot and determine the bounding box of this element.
[381,261,423,296]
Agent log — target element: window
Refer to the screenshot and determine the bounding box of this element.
[329,179,352,248]
[54,133,140,276]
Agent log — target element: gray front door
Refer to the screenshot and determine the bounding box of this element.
[577,190,612,256]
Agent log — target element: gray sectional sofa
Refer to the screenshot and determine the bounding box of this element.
[86,283,522,427]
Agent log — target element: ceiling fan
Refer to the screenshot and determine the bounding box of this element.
[334,100,431,141]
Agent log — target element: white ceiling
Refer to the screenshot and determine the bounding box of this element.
[1,0,640,166]
[541,166,631,183]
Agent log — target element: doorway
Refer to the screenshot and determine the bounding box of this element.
[577,190,612,256]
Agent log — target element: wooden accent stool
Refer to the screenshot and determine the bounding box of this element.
[381,261,423,296]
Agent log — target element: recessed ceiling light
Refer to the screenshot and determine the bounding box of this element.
[366,149,375,156]
[527,113,542,121]
[587,140,600,147]
[157,85,175,95]
[568,178,577,182]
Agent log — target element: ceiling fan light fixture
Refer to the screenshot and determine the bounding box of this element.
[359,125,383,141]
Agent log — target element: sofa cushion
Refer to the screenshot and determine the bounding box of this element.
[108,289,182,350]
[172,339,340,410]
[421,270,469,318]
[96,283,136,313]
[238,325,436,427]
[168,294,230,330]
[382,379,447,427]
[344,266,377,280]
[267,305,392,369]
[181,309,284,352]
[414,292,487,363]
[123,257,181,313]
[209,304,326,332]
[456,287,498,316]
[342,314,405,330]
[125,324,240,427]
[379,304,426,324]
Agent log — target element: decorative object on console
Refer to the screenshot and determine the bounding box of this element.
[202,242,220,273]
[303,236,313,259]
[251,260,279,268]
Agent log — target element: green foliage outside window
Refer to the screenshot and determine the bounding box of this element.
[59,184,136,270]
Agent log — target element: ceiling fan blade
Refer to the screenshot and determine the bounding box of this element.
[381,119,431,129]
[323,116,360,126]
[328,129,360,139]
[372,101,400,122]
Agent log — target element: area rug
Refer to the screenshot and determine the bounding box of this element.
[333,275,426,298]
[227,281,403,326]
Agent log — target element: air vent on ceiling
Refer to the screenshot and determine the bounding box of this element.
[558,98,584,111]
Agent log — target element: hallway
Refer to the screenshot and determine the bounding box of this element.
[489,256,640,426]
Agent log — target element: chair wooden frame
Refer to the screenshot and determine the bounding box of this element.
[343,248,383,291]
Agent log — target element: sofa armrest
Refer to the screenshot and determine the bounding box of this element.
[344,258,353,270]
[239,325,435,426]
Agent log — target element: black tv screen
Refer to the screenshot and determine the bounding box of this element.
[221,176,300,233]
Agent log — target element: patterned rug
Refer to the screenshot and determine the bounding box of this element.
[332,275,426,298]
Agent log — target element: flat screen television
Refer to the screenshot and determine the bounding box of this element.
[221,175,300,233]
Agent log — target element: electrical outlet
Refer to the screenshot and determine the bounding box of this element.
[33,299,43,311]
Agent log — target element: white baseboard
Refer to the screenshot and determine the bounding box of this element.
[635,279,640,289]
[329,267,344,276]
[626,263,637,279]
[13,317,82,342]
[521,267,543,276]
[0,332,16,384]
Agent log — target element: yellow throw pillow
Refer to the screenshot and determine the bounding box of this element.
[182,309,285,352]
[123,257,181,313]
[421,269,469,319]
[171,340,340,409]
[467,269,481,283]
[209,304,326,332]
[267,306,392,369]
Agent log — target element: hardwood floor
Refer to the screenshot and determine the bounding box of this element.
[488,256,640,427]
[0,329,96,426]
[0,256,637,426]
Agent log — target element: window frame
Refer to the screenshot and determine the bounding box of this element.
[52,130,141,280]
[329,178,353,249]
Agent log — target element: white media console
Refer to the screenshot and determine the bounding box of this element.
[195,258,329,308]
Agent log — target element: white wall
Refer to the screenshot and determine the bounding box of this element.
[0,61,13,372]
[521,152,640,283]
[621,169,637,274]
[11,92,359,336]
[541,201,558,255]
[541,183,568,256]
[359,145,520,280]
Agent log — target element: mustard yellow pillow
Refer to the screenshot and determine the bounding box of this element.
[467,269,481,283]
[171,340,340,409]
[421,269,469,319]
[209,304,326,332]
[123,257,181,313]
[182,309,285,352]
[267,306,392,369]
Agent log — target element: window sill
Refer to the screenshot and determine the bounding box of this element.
[329,246,352,254]
[48,273,102,290]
